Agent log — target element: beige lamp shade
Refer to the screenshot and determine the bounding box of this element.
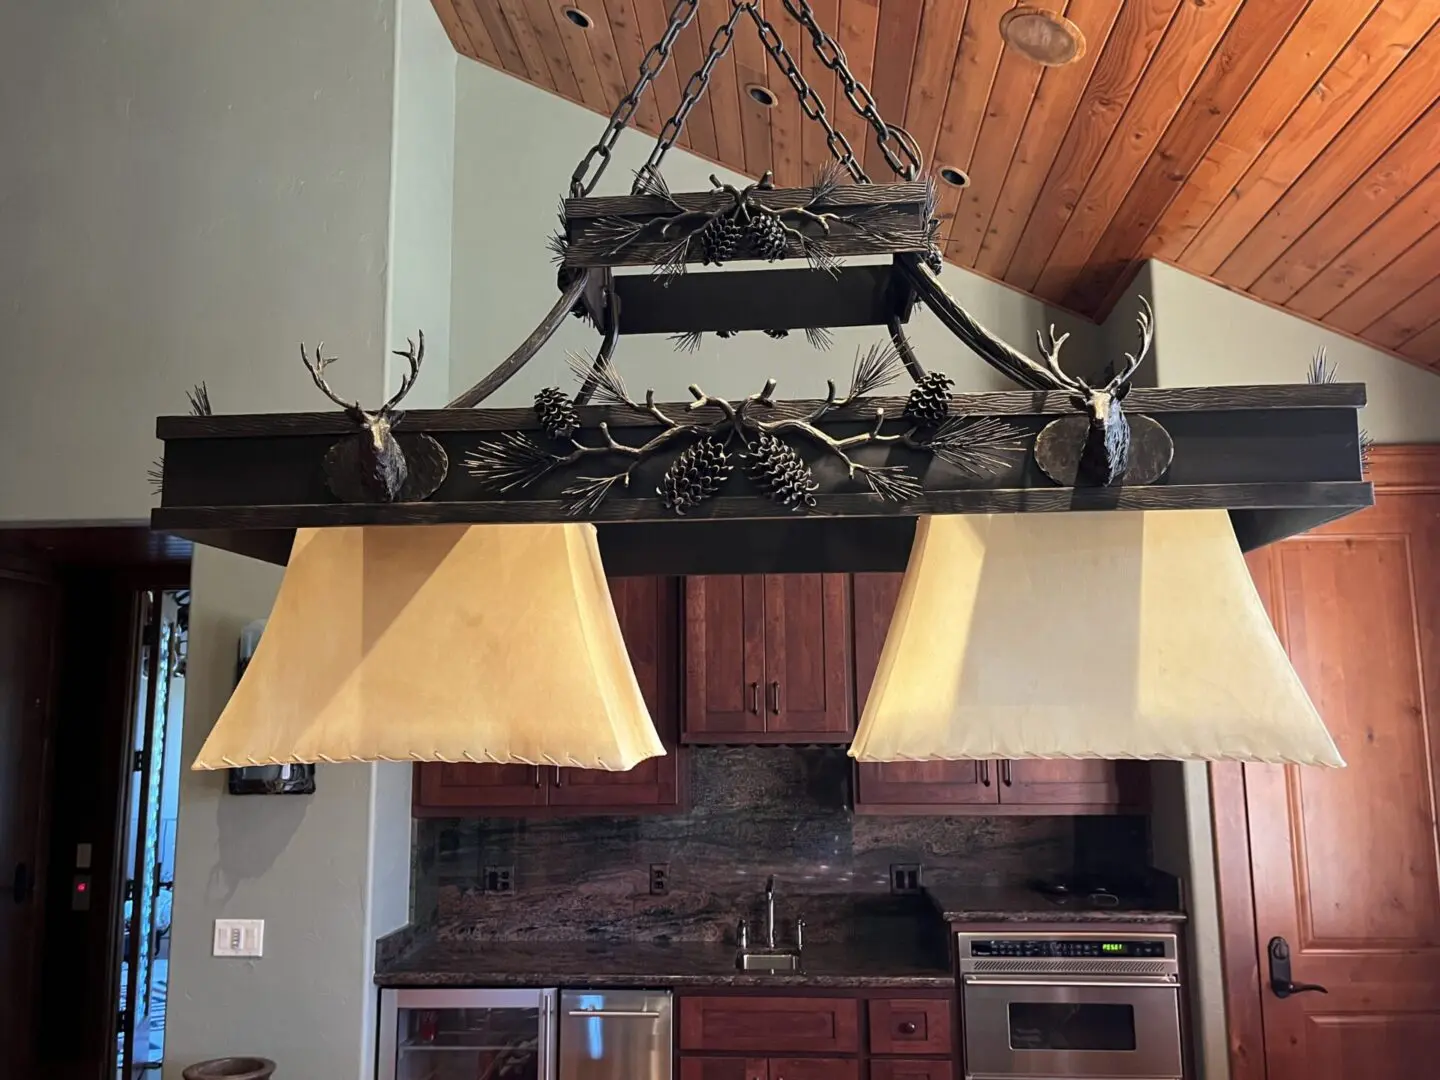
[192,523,665,771]
[849,510,1343,766]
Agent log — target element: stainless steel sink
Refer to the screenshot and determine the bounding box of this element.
[737,951,802,972]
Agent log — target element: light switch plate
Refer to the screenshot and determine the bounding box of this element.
[213,918,264,957]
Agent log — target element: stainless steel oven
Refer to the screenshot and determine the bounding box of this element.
[957,931,1183,1080]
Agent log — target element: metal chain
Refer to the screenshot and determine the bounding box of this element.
[745,3,866,183]
[635,0,749,192]
[568,0,702,197]
[568,0,921,196]
[773,0,922,181]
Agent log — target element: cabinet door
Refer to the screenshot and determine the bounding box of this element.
[868,1061,952,1080]
[851,573,998,812]
[551,577,683,809]
[855,760,998,810]
[679,996,860,1054]
[998,758,1149,811]
[684,576,767,740]
[767,1060,859,1080]
[414,762,546,812]
[679,1059,769,1080]
[761,573,853,741]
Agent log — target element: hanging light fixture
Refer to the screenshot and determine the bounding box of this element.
[849,511,1343,766]
[191,522,665,771]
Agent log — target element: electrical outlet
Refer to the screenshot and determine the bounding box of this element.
[890,863,923,895]
[213,918,264,957]
[649,863,670,896]
[484,865,515,895]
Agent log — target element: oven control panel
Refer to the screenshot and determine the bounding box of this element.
[968,938,1169,958]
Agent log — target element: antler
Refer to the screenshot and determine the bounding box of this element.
[1104,297,1155,394]
[1033,324,1085,393]
[300,343,361,412]
[384,330,426,413]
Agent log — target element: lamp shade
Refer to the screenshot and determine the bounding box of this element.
[192,523,665,770]
[849,510,1343,766]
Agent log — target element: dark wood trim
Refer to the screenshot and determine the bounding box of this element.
[156,384,1369,439]
[853,800,1145,817]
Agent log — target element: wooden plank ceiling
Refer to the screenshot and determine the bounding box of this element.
[433,0,1440,374]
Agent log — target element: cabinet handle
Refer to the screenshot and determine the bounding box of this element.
[533,766,542,789]
[979,761,991,787]
[1001,760,1013,786]
[768,680,781,714]
[554,766,563,787]
[750,681,760,714]
[898,1021,918,1035]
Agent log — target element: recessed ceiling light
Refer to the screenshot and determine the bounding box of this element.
[746,84,778,108]
[999,5,1086,66]
[562,7,594,29]
[938,166,970,189]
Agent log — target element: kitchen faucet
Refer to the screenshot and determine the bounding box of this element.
[735,874,803,971]
[765,875,776,948]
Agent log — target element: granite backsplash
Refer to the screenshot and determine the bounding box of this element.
[414,747,1147,943]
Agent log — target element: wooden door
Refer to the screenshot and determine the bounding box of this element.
[851,572,996,811]
[552,576,681,808]
[998,758,1148,810]
[679,1059,768,1080]
[760,574,852,741]
[1233,476,1440,1078]
[0,570,55,1074]
[684,576,767,739]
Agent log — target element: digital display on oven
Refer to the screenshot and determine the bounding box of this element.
[970,938,1167,958]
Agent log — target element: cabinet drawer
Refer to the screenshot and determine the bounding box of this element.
[679,1058,768,1080]
[869,1060,953,1080]
[867,997,953,1056]
[769,1059,859,1080]
[679,996,860,1053]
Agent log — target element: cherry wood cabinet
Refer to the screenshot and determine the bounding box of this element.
[684,575,853,743]
[849,572,1148,815]
[679,1060,858,1080]
[412,577,684,816]
[679,995,860,1054]
[677,991,953,1080]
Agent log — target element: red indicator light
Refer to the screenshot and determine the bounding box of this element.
[76,882,87,892]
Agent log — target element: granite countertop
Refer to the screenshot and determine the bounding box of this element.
[376,937,954,989]
[925,885,1186,925]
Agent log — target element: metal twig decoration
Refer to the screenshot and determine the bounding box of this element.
[668,325,834,352]
[299,332,449,503]
[1306,347,1373,465]
[585,167,929,280]
[464,343,1026,517]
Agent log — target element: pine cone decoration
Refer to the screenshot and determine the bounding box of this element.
[746,432,819,511]
[658,438,733,514]
[698,213,744,265]
[747,209,789,261]
[904,371,955,428]
[763,328,790,339]
[924,246,944,275]
[533,386,579,440]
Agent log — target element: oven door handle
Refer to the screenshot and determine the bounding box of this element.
[962,974,1178,988]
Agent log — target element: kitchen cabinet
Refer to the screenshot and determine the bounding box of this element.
[683,575,853,743]
[412,577,684,817]
[677,991,953,1080]
[679,1060,858,1080]
[849,572,1148,815]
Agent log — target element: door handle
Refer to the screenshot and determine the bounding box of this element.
[12,862,31,904]
[749,681,760,714]
[768,680,781,714]
[1000,760,1013,786]
[979,761,991,787]
[1268,936,1327,998]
